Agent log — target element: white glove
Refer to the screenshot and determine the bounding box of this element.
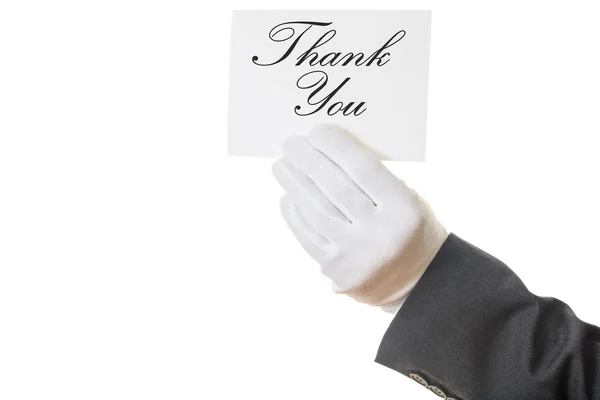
[273,124,447,311]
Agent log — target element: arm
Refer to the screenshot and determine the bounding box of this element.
[376,233,600,400]
[272,123,600,399]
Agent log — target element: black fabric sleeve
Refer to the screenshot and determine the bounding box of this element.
[375,233,600,400]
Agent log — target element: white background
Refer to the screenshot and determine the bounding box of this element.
[1,1,599,399]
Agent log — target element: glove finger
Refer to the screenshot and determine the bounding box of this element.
[279,195,333,264]
[273,159,349,241]
[307,124,407,204]
[282,135,376,222]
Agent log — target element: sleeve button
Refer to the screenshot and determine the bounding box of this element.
[409,373,428,387]
[428,385,447,398]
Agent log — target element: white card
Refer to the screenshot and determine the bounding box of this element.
[227,10,432,161]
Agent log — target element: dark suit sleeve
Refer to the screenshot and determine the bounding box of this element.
[375,233,600,400]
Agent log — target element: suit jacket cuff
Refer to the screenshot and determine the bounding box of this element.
[374,233,536,399]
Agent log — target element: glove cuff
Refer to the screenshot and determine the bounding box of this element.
[337,195,448,307]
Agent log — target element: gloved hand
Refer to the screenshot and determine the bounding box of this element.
[273,124,447,313]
